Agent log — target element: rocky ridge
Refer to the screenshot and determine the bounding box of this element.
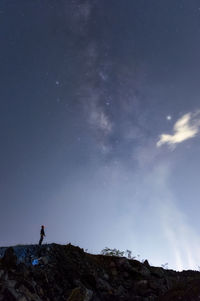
[0,243,200,300]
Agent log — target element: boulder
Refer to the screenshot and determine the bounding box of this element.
[66,287,93,301]
[2,248,17,269]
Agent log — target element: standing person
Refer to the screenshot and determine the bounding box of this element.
[39,225,45,245]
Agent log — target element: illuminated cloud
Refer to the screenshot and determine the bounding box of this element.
[157,112,200,148]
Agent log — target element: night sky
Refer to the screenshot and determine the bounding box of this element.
[1,0,200,270]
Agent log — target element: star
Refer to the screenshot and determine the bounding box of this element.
[166,115,172,120]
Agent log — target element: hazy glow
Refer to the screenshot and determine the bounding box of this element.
[147,164,200,271]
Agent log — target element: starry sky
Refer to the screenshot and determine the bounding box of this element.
[1,0,200,271]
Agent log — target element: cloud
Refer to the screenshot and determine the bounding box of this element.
[157,111,200,148]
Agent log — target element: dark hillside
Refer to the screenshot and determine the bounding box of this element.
[0,244,200,300]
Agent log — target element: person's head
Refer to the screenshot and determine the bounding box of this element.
[41,225,44,229]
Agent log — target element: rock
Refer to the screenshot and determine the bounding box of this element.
[139,265,151,277]
[6,280,17,288]
[103,273,109,280]
[0,269,4,278]
[17,297,27,301]
[123,271,129,278]
[97,278,112,291]
[18,284,34,299]
[2,248,17,269]
[41,256,49,265]
[80,273,96,288]
[111,268,118,276]
[143,260,150,267]
[151,267,165,278]
[115,284,127,297]
[2,287,19,300]
[84,288,93,301]
[135,280,149,296]
[136,280,148,289]
[109,261,116,268]
[66,287,93,301]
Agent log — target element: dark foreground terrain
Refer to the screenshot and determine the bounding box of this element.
[0,243,200,300]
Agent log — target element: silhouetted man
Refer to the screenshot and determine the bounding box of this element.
[39,225,45,245]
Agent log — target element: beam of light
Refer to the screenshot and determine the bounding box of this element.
[149,164,200,271]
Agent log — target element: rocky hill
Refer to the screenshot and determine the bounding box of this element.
[0,243,200,300]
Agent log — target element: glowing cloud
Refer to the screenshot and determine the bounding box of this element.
[157,112,200,148]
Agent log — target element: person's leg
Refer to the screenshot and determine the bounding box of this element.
[39,236,43,245]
